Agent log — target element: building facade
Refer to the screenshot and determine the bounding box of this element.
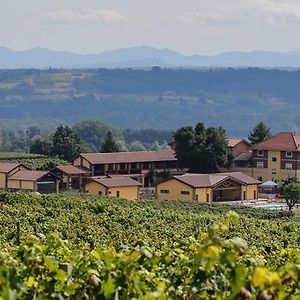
[228,138,252,158]
[85,177,142,200]
[73,150,178,186]
[233,132,300,185]
[156,172,259,203]
[0,163,28,189]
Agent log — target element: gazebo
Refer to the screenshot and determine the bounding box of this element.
[260,180,278,194]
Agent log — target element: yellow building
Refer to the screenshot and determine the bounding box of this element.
[0,163,28,189]
[7,170,59,193]
[156,172,259,203]
[85,177,142,200]
[233,132,300,186]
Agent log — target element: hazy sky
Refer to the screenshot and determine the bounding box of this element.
[1,0,300,54]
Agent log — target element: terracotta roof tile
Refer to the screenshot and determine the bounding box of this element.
[91,177,142,188]
[79,150,177,164]
[55,165,91,175]
[8,170,49,181]
[252,132,300,151]
[0,163,22,173]
[172,172,259,188]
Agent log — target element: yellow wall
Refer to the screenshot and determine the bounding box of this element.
[234,150,299,186]
[85,181,139,200]
[85,181,107,195]
[157,178,258,202]
[156,179,195,201]
[21,180,35,190]
[0,165,28,189]
[195,187,212,203]
[0,173,6,188]
[241,184,258,200]
[108,186,139,201]
[7,179,35,191]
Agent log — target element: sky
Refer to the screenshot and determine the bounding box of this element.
[1,0,300,55]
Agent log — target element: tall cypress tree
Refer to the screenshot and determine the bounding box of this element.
[101,131,120,153]
[248,122,271,144]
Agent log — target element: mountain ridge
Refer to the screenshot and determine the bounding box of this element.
[1,46,300,68]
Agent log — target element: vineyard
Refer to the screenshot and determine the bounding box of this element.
[0,152,67,169]
[0,191,300,298]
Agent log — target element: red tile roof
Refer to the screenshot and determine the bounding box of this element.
[171,172,259,188]
[79,150,177,164]
[227,138,250,147]
[0,163,22,173]
[91,177,142,188]
[8,170,49,181]
[55,165,91,175]
[252,132,300,151]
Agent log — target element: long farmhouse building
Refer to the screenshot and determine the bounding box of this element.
[73,150,179,186]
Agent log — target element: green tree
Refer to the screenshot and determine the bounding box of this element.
[248,122,271,144]
[129,141,147,151]
[101,131,120,153]
[52,125,84,161]
[283,182,300,211]
[174,122,232,173]
[30,138,52,156]
[73,120,124,152]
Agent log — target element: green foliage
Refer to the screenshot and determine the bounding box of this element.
[101,131,120,153]
[0,152,67,169]
[174,122,232,172]
[283,182,300,211]
[248,122,272,144]
[30,138,53,156]
[73,120,124,152]
[52,125,85,161]
[2,68,300,136]
[0,197,299,298]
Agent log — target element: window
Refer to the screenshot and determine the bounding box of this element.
[98,191,102,196]
[254,190,257,199]
[196,194,199,201]
[116,191,120,197]
[272,157,277,162]
[206,193,210,203]
[286,163,293,170]
[181,191,190,195]
[243,191,246,200]
[256,162,264,168]
[160,189,169,194]
[272,169,277,174]
[286,152,293,158]
[257,150,264,156]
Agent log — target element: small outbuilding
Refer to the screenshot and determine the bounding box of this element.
[0,163,29,189]
[52,165,92,191]
[156,172,260,203]
[7,170,59,194]
[85,177,142,200]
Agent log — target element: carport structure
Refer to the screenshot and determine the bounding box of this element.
[211,175,244,202]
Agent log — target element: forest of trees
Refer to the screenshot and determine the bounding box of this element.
[0,120,172,158]
[0,68,300,136]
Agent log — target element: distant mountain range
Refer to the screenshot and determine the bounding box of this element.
[1,46,300,68]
